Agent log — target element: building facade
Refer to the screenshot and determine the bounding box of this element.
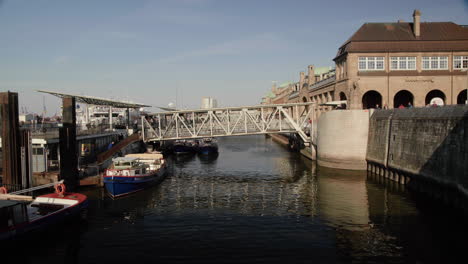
[263,10,468,112]
[334,10,468,109]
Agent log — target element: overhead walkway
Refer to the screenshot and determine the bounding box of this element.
[141,102,316,145]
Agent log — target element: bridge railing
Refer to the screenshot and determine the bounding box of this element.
[142,102,316,143]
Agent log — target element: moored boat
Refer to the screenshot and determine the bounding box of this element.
[103,153,166,198]
[0,184,88,241]
[198,138,218,155]
[173,140,199,155]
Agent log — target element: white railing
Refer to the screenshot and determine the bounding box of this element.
[142,102,316,144]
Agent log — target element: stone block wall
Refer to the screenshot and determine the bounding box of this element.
[367,105,468,204]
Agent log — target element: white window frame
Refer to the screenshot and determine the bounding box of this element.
[453,56,468,70]
[390,57,416,70]
[422,56,448,70]
[358,57,385,71]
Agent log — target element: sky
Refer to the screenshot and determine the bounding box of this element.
[0,0,467,115]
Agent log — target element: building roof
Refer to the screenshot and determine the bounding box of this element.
[278,82,292,88]
[335,22,468,60]
[265,91,276,99]
[314,66,334,76]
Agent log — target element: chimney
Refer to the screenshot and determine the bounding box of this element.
[413,9,421,37]
[271,81,277,94]
[308,65,315,86]
[299,71,305,89]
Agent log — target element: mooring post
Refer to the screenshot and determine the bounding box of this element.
[0,92,22,190]
[59,96,78,192]
[309,103,317,160]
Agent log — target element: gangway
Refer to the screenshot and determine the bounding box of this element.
[141,102,316,146]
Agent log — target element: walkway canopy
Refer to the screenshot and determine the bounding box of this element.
[37,90,151,108]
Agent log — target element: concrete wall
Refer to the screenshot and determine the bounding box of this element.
[317,110,372,170]
[367,105,468,203]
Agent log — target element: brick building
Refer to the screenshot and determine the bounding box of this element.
[264,10,468,111]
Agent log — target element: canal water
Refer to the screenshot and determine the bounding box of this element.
[9,135,468,263]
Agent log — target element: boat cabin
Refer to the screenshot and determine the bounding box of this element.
[108,157,149,176]
[0,200,28,231]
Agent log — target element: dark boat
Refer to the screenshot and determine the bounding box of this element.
[198,138,218,155]
[103,153,166,198]
[0,184,88,241]
[173,140,199,155]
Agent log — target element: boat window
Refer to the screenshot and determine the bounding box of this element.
[135,170,140,175]
[0,208,9,229]
[12,204,28,224]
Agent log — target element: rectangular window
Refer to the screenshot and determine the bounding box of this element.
[422,56,449,70]
[358,57,385,71]
[454,56,468,69]
[390,57,416,70]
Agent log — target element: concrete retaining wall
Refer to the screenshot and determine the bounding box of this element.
[317,110,372,170]
[367,105,468,208]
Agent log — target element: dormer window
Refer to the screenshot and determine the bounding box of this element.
[390,57,416,70]
[358,57,385,71]
[454,56,468,69]
[422,56,448,70]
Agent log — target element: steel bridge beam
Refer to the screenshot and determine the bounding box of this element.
[142,102,316,144]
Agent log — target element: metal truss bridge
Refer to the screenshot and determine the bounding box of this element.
[141,102,316,145]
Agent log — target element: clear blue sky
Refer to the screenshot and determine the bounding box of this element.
[1,0,467,115]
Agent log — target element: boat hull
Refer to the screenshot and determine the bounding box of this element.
[198,145,218,155]
[103,167,166,198]
[0,193,88,241]
[173,144,197,155]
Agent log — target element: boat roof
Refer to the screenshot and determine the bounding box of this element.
[112,157,139,163]
[0,199,23,209]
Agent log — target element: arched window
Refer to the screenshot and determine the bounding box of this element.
[362,90,382,109]
[425,90,446,106]
[457,90,467,105]
[393,90,414,108]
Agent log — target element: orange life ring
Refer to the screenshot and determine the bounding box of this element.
[0,186,7,194]
[55,183,66,195]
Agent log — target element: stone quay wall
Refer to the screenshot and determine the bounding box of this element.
[366,105,468,209]
[317,110,372,170]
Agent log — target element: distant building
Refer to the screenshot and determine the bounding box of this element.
[201,97,218,109]
[19,113,35,123]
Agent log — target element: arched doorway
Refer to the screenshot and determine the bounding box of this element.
[457,90,467,104]
[393,90,414,108]
[362,90,382,109]
[339,92,347,101]
[425,90,446,106]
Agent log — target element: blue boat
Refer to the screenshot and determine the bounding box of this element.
[103,153,167,198]
[173,140,199,155]
[198,138,218,155]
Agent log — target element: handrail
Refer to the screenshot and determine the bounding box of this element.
[7,180,64,195]
[97,133,141,163]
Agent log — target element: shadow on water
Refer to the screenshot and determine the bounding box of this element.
[197,152,219,164]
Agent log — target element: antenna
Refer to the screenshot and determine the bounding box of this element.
[41,96,46,129]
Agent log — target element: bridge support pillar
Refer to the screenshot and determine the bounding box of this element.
[59,96,79,192]
[0,92,22,190]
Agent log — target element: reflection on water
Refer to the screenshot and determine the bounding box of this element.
[10,135,468,264]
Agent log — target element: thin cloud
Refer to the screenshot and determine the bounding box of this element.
[53,55,72,65]
[154,33,285,64]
